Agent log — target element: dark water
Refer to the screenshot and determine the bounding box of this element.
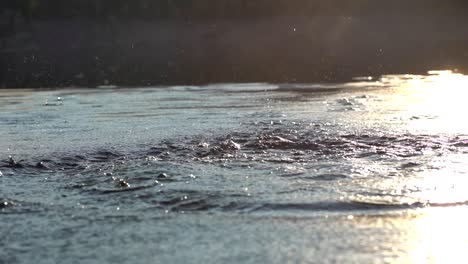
[2,71,468,263]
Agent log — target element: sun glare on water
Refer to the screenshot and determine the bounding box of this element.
[401,206,468,264]
[390,71,468,263]
[402,71,468,204]
[399,70,468,134]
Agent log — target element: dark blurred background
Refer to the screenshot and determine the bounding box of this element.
[1,0,468,87]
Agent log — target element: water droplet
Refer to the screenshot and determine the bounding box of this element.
[117,179,130,188]
[157,173,169,179]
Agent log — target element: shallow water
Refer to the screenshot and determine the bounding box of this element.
[2,71,468,263]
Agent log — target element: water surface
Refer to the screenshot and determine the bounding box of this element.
[2,71,468,263]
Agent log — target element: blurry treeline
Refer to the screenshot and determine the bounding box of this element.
[2,0,468,20]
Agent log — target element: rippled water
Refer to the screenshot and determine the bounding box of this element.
[2,71,468,263]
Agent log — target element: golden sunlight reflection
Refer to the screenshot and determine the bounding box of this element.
[406,207,468,263]
[351,152,468,206]
[396,70,468,133]
[384,72,468,205]
[375,69,468,264]
[403,153,468,205]
[350,69,468,262]
[350,207,468,263]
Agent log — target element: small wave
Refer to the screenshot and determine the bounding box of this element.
[89,150,125,162]
[139,189,252,212]
[252,199,468,213]
[251,201,412,212]
[68,174,163,195]
[277,84,344,93]
[92,183,159,194]
[3,121,468,219]
[0,198,46,214]
[307,174,349,181]
[1,199,15,209]
[349,199,468,209]
[3,124,467,177]
[453,141,468,147]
